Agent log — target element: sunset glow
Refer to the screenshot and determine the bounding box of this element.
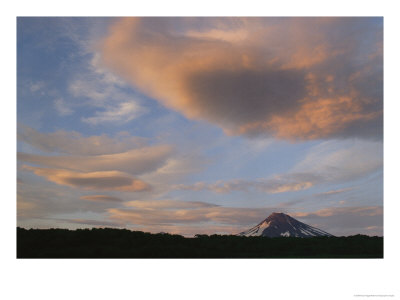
[17,17,383,236]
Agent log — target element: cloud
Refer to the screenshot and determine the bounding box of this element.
[18,179,109,218]
[124,199,219,210]
[252,95,381,140]
[100,17,382,140]
[17,127,188,199]
[18,145,173,176]
[293,206,383,218]
[314,187,355,197]
[68,52,129,102]
[29,81,45,92]
[53,218,123,228]
[156,157,206,176]
[68,50,147,125]
[23,165,151,191]
[53,98,73,116]
[19,19,145,126]
[292,139,383,182]
[80,195,123,202]
[175,139,382,195]
[292,206,383,236]
[174,173,319,194]
[18,125,148,155]
[108,206,269,226]
[125,224,247,236]
[17,200,37,216]
[107,199,383,236]
[81,101,145,125]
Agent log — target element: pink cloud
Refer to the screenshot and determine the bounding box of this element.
[100,17,382,140]
[23,165,151,192]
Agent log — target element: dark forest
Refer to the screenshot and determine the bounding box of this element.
[17,227,383,258]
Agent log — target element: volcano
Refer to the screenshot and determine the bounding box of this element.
[239,212,334,237]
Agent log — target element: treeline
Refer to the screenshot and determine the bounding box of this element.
[17,227,383,258]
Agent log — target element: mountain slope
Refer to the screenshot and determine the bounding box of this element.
[239,212,334,237]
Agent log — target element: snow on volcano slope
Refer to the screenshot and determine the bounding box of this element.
[239,212,334,238]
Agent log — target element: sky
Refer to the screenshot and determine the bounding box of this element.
[16,17,383,236]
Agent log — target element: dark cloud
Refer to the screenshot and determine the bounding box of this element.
[185,68,307,132]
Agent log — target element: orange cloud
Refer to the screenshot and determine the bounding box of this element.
[18,125,148,156]
[80,195,123,202]
[106,201,383,236]
[108,205,269,226]
[23,165,150,192]
[17,201,36,217]
[240,95,381,140]
[291,206,383,236]
[292,206,383,218]
[100,17,382,140]
[124,199,218,210]
[174,173,318,194]
[314,187,355,197]
[18,144,173,176]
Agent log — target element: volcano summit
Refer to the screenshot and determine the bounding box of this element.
[239,212,334,238]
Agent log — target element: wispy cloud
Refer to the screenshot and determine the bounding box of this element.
[68,51,147,125]
[54,98,74,116]
[174,173,318,194]
[107,198,273,228]
[293,206,383,236]
[29,81,45,93]
[80,195,124,202]
[174,139,382,195]
[81,101,145,125]
[17,181,100,219]
[124,199,219,210]
[107,199,383,236]
[314,187,355,197]
[18,126,148,155]
[293,206,383,218]
[291,139,383,182]
[108,205,270,226]
[53,218,123,228]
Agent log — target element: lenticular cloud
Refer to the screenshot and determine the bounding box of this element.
[100,17,383,140]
